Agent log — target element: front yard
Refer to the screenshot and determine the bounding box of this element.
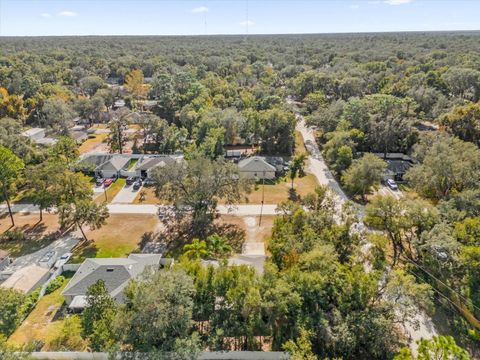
[243,173,318,204]
[70,214,161,263]
[93,178,126,204]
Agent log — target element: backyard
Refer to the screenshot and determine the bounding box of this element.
[7,274,87,351]
[78,133,109,154]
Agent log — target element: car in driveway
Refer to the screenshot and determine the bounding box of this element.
[103,178,114,187]
[39,250,57,268]
[95,177,104,187]
[54,252,72,269]
[386,179,399,190]
[126,176,137,186]
[132,179,142,191]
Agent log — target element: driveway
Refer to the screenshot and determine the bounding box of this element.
[6,233,80,272]
[111,184,141,204]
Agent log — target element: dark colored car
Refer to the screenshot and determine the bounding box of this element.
[126,176,137,186]
[133,179,142,191]
[95,178,104,187]
[103,178,114,187]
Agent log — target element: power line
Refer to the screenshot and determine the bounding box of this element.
[401,255,480,314]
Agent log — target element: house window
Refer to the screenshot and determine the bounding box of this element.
[106,268,114,272]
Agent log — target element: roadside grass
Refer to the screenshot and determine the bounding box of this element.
[242,173,318,204]
[70,214,160,263]
[78,133,108,154]
[294,130,308,156]
[94,178,126,204]
[7,274,79,350]
[0,213,61,257]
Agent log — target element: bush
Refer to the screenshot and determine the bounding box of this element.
[20,288,40,317]
[45,276,65,295]
[88,134,96,139]
[0,229,25,243]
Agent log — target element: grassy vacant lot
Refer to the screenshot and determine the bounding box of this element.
[243,173,318,204]
[78,133,108,154]
[7,274,88,351]
[0,213,61,257]
[94,178,126,204]
[71,214,160,263]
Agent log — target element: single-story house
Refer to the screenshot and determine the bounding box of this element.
[95,155,131,178]
[1,265,51,294]
[77,153,184,179]
[134,155,180,178]
[371,153,415,182]
[0,250,10,271]
[21,127,57,146]
[62,254,164,310]
[238,156,276,180]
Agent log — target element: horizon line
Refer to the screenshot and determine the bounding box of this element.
[1,29,480,38]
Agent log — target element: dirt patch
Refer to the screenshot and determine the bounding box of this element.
[0,213,61,257]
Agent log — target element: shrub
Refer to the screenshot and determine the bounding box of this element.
[45,276,65,295]
[0,229,25,243]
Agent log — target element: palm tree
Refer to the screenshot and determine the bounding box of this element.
[183,239,209,260]
[207,234,232,259]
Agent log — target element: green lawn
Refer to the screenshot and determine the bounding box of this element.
[128,159,138,170]
[70,214,160,263]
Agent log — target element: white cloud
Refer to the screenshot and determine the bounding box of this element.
[383,0,413,5]
[40,13,52,18]
[349,4,360,9]
[58,10,77,17]
[240,20,255,27]
[191,6,209,13]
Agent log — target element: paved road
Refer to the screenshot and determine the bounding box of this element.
[290,100,436,350]
[1,203,279,217]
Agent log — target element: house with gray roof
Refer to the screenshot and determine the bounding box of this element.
[77,153,183,179]
[62,253,163,310]
[238,156,276,180]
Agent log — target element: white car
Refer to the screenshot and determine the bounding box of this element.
[386,179,398,191]
[54,252,72,269]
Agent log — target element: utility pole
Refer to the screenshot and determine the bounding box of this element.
[259,170,265,227]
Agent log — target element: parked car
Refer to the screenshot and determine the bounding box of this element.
[54,252,72,269]
[133,179,142,191]
[126,176,137,186]
[143,178,155,186]
[95,177,104,187]
[103,178,114,187]
[386,179,398,190]
[39,250,57,269]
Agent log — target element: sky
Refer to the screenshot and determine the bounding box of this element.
[0,0,479,36]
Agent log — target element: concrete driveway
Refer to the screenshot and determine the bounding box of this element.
[111,184,141,204]
[7,233,80,272]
